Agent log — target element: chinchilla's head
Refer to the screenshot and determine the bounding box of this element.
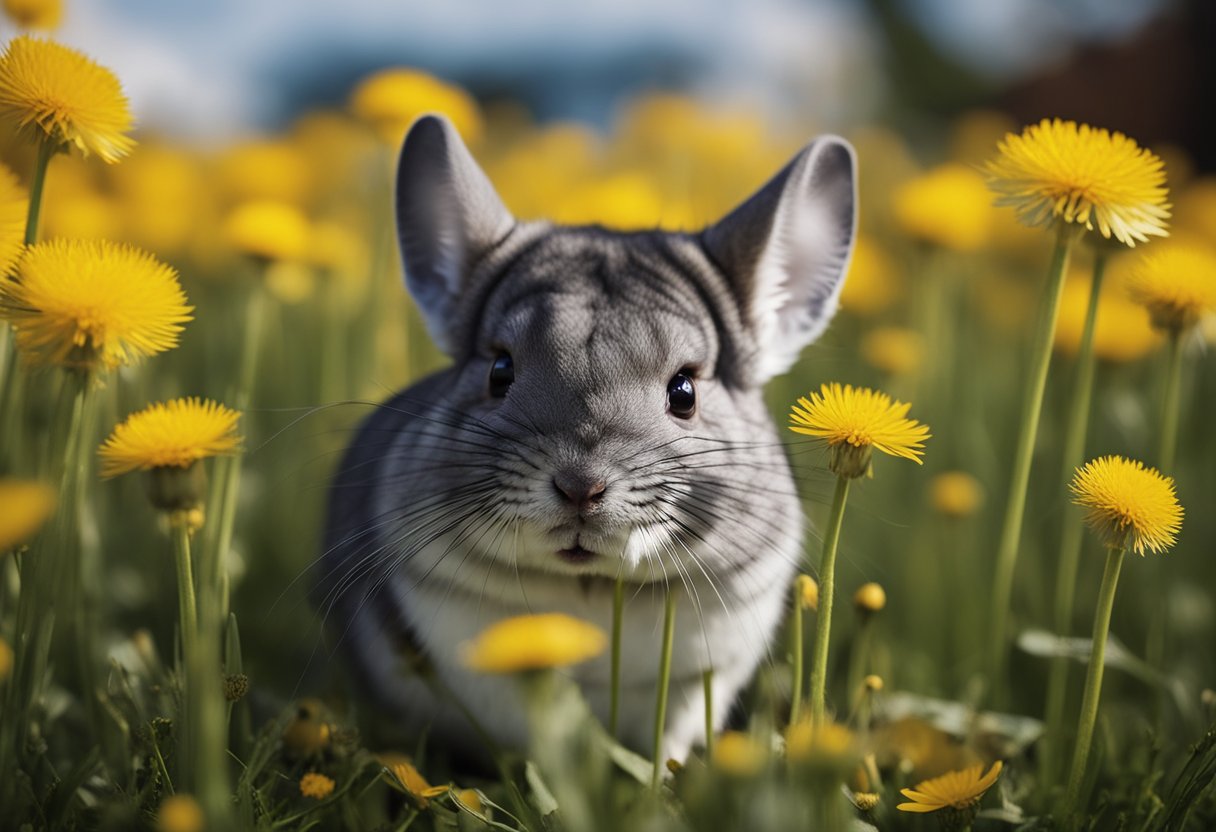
[387,115,856,583]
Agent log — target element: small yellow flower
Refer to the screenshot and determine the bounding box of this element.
[930,471,984,518]
[789,383,930,478]
[0,161,28,275]
[897,760,1003,813]
[282,699,332,757]
[860,326,925,376]
[0,479,55,551]
[0,36,134,162]
[892,164,994,251]
[98,398,241,478]
[711,731,768,776]
[1126,243,1216,331]
[0,239,192,370]
[223,200,310,263]
[349,67,482,146]
[863,674,884,692]
[984,118,1169,247]
[785,720,857,763]
[454,788,483,814]
[460,613,607,673]
[156,794,204,832]
[840,235,900,317]
[796,574,819,611]
[3,0,61,28]
[853,582,886,614]
[852,791,880,811]
[381,757,434,806]
[1070,456,1183,555]
[299,772,335,800]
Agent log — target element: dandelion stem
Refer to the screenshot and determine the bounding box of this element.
[24,139,55,246]
[988,223,1079,696]
[810,475,851,729]
[702,668,714,757]
[1044,250,1107,781]
[652,588,677,788]
[790,580,804,726]
[1063,545,1125,823]
[610,573,624,738]
[1158,327,1184,474]
[172,520,199,669]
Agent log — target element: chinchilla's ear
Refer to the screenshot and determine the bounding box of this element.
[702,136,857,383]
[395,115,514,354]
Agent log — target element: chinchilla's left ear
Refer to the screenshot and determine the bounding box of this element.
[702,136,857,383]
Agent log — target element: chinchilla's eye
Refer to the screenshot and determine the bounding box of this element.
[666,371,696,418]
[489,352,514,397]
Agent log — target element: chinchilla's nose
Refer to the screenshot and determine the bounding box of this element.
[552,468,607,512]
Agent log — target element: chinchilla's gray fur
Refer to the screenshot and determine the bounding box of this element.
[318,115,857,763]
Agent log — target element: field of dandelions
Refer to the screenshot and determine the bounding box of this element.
[1,11,1216,832]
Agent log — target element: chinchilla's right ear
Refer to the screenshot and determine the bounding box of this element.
[395,115,514,354]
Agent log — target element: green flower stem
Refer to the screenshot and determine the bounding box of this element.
[1158,327,1184,474]
[1043,251,1108,781]
[609,573,624,738]
[702,668,714,757]
[172,521,199,670]
[202,282,266,621]
[1063,545,1126,823]
[24,139,55,245]
[810,475,851,729]
[987,224,1080,694]
[652,588,677,788]
[789,580,804,726]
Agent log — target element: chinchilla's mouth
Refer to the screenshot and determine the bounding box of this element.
[556,544,597,564]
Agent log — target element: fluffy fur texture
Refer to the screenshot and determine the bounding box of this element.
[319,116,856,763]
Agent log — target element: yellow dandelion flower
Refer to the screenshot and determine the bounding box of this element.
[349,67,482,146]
[3,0,61,29]
[98,398,241,478]
[156,794,204,832]
[860,326,925,376]
[785,720,857,763]
[852,791,880,811]
[0,162,28,274]
[216,139,313,206]
[853,582,886,613]
[0,479,55,551]
[454,788,483,814]
[282,699,333,757]
[840,235,900,317]
[460,613,607,673]
[0,239,192,370]
[299,772,335,800]
[0,36,134,162]
[788,383,930,478]
[223,200,310,263]
[1126,243,1216,331]
[930,471,984,518]
[382,759,434,806]
[796,574,819,611]
[1070,456,1183,555]
[711,731,768,776]
[897,760,1003,813]
[892,164,994,252]
[984,119,1169,247]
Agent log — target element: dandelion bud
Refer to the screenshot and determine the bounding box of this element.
[930,471,984,518]
[1201,689,1216,708]
[796,574,819,611]
[299,772,335,800]
[853,792,880,812]
[223,672,249,702]
[864,674,884,692]
[455,788,483,814]
[830,442,873,480]
[853,582,887,614]
[666,757,683,775]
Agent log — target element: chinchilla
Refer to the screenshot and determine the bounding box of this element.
[318,114,856,764]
